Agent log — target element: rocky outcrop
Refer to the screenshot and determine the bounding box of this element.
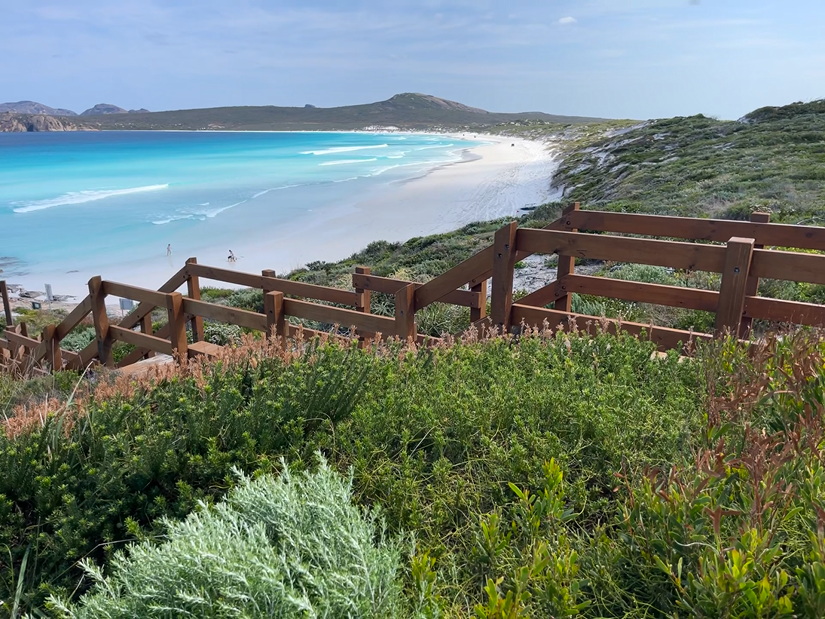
[0,113,93,132]
[81,103,128,115]
[383,93,489,114]
[0,101,77,115]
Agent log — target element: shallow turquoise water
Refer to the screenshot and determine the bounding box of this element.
[0,131,478,280]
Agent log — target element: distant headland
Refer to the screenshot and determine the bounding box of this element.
[0,93,605,132]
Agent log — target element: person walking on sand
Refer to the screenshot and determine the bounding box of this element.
[167,244,172,257]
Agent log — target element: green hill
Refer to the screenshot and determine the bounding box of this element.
[74,92,606,131]
[536,99,825,221]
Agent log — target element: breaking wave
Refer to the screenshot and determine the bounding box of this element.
[13,184,169,213]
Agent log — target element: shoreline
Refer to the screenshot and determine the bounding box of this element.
[3,133,561,307]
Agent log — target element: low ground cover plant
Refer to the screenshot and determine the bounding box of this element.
[1,327,824,616]
[0,328,701,614]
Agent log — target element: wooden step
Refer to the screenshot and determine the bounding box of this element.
[117,354,174,377]
[188,341,224,358]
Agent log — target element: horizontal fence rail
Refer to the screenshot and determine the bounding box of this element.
[566,210,825,251]
[4,203,825,373]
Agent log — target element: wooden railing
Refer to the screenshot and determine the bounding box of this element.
[4,204,825,373]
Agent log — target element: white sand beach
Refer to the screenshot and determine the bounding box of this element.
[4,134,560,304]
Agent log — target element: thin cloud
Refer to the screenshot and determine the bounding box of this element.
[558,16,577,25]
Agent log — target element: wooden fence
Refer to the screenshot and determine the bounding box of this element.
[3,204,825,373]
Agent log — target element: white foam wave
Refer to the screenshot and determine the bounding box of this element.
[252,184,301,199]
[13,184,169,213]
[301,144,388,156]
[415,144,454,151]
[151,200,245,225]
[151,214,190,225]
[320,158,378,166]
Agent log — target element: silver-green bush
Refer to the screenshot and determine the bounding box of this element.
[50,460,406,618]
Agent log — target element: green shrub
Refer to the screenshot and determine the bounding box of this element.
[607,263,676,285]
[578,333,825,616]
[50,461,407,618]
[203,321,242,346]
[59,327,95,352]
[472,460,590,618]
[415,302,471,337]
[332,329,704,611]
[226,288,264,313]
[199,286,235,301]
[0,341,374,612]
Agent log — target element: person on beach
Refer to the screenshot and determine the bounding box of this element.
[228,250,236,262]
[167,244,172,256]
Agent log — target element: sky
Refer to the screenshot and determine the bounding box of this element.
[1,0,824,121]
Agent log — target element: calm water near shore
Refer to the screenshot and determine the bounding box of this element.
[1,131,480,288]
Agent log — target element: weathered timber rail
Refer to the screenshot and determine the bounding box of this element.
[3,204,825,373]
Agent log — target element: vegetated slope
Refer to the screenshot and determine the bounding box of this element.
[3,330,825,616]
[0,330,705,614]
[78,93,605,131]
[547,99,825,221]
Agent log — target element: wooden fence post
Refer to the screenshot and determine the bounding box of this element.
[470,279,488,323]
[262,268,278,293]
[42,324,62,370]
[12,324,25,366]
[395,283,416,341]
[139,312,155,359]
[715,237,755,337]
[490,222,519,331]
[554,202,580,313]
[0,281,12,327]
[264,290,285,341]
[354,266,372,313]
[88,276,113,367]
[739,212,770,337]
[166,291,188,361]
[186,257,205,343]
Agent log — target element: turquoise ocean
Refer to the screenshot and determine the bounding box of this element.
[0,131,481,294]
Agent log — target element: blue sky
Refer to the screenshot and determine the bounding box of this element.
[2,0,823,120]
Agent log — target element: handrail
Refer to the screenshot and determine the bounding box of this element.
[568,210,825,250]
[187,263,358,306]
[413,217,569,310]
[515,228,728,273]
[352,273,483,308]
[54,296,93,340]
